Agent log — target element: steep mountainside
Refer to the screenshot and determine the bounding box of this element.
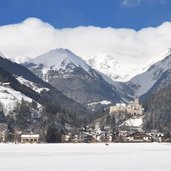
[143,84,171,131]
[129,49,171,99]
[0,55,92,125]
[141,69,171,101]
[23,48,126,107]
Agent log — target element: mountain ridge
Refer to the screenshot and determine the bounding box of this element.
[129,48,171,99]
[24,48,126,107]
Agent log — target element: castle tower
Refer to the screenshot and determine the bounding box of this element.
[134,96,139,105]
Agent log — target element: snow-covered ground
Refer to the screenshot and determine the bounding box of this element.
[88,100,111,106]
[0,85,32,114]
[0,143,171,171]
[120,116,144,128]
[16,76,49,93]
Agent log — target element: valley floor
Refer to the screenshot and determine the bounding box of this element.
[0,143,171,171]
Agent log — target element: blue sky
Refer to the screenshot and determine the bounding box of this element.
[0,0,171,30]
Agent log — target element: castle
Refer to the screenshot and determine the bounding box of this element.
[109,97,144,116]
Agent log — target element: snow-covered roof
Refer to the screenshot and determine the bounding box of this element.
[21,134,40,138]
[116,103,126,107]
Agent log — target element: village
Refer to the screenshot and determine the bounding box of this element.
[0,123,169,144]
[0,97,170,144]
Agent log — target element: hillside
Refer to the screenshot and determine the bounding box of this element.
[143,84,171,131]
[129,49,171,99]
[0,55,93,128]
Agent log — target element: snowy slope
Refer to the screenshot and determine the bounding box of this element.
[85,53,138,82]
[88,100,111,106]
[130,49,171,96]
[0,53,35,114]
[120,116,144,128]
[82,50,168,82]
[16,76,49,93]
[0,85,32,114]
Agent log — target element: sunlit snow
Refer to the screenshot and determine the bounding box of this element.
[16,76,49,93]
[0,85,32,114]
[27,48,91,74]
[120,116,144,127]
[88,100,111,106]
[0,143,170,171]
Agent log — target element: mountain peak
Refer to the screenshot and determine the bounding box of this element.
[53,48,73,54]
[0,51,5,58]
[27,48,90,72]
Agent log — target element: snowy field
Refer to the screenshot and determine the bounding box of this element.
[0,143,171,171]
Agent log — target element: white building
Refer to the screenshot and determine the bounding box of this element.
[21,134,40,143]
[0,123,8,142]
[110,103,127,113]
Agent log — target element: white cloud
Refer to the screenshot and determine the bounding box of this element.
[121,0,167,7]
[0,17,171,81]
[121,0,142,7]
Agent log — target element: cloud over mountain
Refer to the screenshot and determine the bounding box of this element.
[0,17,171,80]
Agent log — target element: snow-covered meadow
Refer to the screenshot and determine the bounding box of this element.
[0,143,170,171]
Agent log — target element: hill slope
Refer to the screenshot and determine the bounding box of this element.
[143,84,171,131]
[0,55,92,126]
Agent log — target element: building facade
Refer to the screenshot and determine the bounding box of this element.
[21,134,40,143]
[110,97,144,116]
[0,123,8,142]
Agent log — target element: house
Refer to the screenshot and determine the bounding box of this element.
[2,82,11,88]
[64,133,71,142]
[0,123,8,142]
[21,134,40,143]
[124,132,152,142]
[148,130,164,142]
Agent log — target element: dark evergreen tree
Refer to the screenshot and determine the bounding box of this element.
[0,111,6,123]
[16,98,32,130]
[45,125,62,143]
[30,100,38,110]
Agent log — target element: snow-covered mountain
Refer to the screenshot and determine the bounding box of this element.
[0,54,91,122]
[25,48,91,81]
[0,54,42,114]
[20,46,171,107]
[82,52,159,82]
[24,48,129,107]
[129,48,171,98]
[32,48,89,70]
